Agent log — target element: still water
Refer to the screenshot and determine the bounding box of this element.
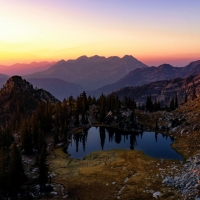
[67,126,182,160]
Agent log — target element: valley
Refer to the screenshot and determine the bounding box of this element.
[2,1,200,199]
[0,58,200,200]
[47,96,200,200]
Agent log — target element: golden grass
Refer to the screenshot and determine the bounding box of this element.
[48,149,182,200]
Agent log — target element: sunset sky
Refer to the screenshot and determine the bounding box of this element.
[0,0,200,66]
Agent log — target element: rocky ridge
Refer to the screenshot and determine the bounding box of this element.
[111,73,200,106]
[91,60,200,97]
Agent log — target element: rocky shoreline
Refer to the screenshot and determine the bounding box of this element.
[163,154,200,199]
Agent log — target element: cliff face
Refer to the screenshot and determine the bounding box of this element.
[112,74,200,106]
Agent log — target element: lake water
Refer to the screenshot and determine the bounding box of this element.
[67,126,182,160]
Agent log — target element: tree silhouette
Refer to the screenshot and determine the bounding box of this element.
[99,127,106,150]
[38,145,49,190]
[7,143,25,197]
[185,93,188,103]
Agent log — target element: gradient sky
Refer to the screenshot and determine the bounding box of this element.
[1,0,200,66]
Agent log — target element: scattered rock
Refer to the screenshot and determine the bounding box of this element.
[153,191,162,199]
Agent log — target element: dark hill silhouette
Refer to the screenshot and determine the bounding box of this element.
[0,76,57,125]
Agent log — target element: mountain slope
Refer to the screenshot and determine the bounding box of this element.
[27,78,83,100]
[112,74,200,105]
[0,76,58,125]
[0,77,83,100]
[24,55,148,90]
[91,61,200,96]
[0,73,9,79]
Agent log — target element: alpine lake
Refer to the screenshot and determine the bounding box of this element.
[67,126,182,160]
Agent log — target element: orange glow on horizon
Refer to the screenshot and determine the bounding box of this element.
[1,1,200,67]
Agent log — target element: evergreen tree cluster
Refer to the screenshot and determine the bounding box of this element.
[0,143,26,198]
[145,95,160,112]
[170,94,178,110]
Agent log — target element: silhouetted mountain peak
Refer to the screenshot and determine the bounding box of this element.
[5,76,32,92]
[158,64,174,69]
[77,55,88,60]
[122,55,136,60]
[185,60,200,70]
[2,76,57,103]
[90,55,105,60]
[57,59,67,64]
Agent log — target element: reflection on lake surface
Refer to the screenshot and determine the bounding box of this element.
[67,127,182,160]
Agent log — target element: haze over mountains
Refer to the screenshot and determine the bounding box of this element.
[24,55,148,90]
[91,60,200,97]
[27,78,83,101]
[0,61,55,76]
[0,56,200,101]
[112,73,200,106]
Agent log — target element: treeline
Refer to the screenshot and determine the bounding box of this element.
[139,94,179,112]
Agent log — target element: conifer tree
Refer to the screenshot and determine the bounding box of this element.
[175,94,178,108]
[0,148,7,195]
[21,120,33,154]
[53,125,59,144]
[7,143,25,196]
[185,93,188,103]
[170,97,175,110]
[99,94,106,122]
[38,145,49,190]
[38,130,46,152]
[192,87,197,100]
[146,95,153,112]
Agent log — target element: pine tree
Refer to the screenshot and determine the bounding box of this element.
[170,97,175,110]
[21,120,33,154]
[53,125,59,144]
[38,145,49,190]
[175,94,178,108]
[7,143,25,196]
[0,148,7,195]
[192,87,197,100]
[99,94,106,122]
[38,130,46,152]
[146,95,153,112]
[185,93,188,103]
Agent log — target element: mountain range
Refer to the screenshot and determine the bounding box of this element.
[0,61,55,76]
[23,55,148,90]
[0,56,200,101]
[112,74,200,106]
[90,60,200,97]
